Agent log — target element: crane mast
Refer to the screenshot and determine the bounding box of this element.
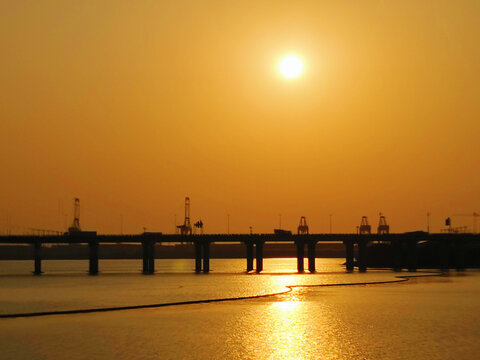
[176,197,192,235]
[68,198,81,233]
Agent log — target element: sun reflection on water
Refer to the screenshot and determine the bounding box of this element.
[274,298,300,311]
[264,291,311,359]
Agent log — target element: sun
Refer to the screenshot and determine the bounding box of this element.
[279,55,303,78]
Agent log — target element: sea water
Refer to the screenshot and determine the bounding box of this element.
[0,259,479,359]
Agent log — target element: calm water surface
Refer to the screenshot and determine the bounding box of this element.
[0,259,479,359]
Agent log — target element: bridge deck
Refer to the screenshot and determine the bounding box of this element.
[1,233,477,274]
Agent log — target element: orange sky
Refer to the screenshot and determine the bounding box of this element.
[0,1,479,234]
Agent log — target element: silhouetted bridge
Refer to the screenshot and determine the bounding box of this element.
[0,233,478,275]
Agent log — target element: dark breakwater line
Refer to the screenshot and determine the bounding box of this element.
[0,273,442,319]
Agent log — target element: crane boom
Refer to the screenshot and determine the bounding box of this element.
[453,212,479,234]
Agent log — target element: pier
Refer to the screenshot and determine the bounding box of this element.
[1,232,478,275]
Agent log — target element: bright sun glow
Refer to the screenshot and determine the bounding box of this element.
[279,55,303,78]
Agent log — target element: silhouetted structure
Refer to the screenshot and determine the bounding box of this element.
[453,212,479,234]
[297,216,309,234]
[274,229,292,236]
[442,217,467,234]
[68,198,81,233]
[176,197,192,235]
[378,213,389,234]
[2,232,479,275]
[359,216,371,234]
[194,220,204,234]
[28,228,63,236]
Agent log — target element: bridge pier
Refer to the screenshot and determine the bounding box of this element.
[148,240,155,274]
[33,241,42,275]
[406,239,417,272]
[203,241,210,273]
[193,241,210,273]
[345,239,354,271]
[246,241,254,272]
[307,241,316,273]
[256,241,264,273]
[455,239,465,271]
[439,240,451,271]
[143,240,149,274]
[142,240,155,274]
[357,239,367,272]
[195,242,202,273]
[392,239,402,272]
[89,240,99,275]
[296,240,305,273]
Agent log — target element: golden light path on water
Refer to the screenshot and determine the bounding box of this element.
[1,260,479,359]
[246,286,354,360]
[269,293,306,359]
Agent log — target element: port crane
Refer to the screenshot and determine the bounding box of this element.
[453,212,479,234]
[377,213,389,234]
[442,217,467,233]
[358,216,371,234]
[176,197,192,235]
[297,216,309,234]
[68,198,81,233]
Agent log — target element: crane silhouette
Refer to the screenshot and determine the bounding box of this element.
[453,212,479,234]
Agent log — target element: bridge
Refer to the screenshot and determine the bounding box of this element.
[0,232,478,275]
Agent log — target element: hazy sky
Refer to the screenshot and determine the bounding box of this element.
[1,1,479,234]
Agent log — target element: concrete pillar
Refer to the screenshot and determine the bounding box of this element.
[148,240,155,274]
[246,241,254,272]
[406,239,417,272]
[296,239,305,273]
[345,239,354,271]
[307,241,316,273]
[392,239,402,272]
[256,241,264,273]
[89,240,99,275]
[33,241,42,275]
[142,240,149,274]
[357,239,367,272]
[195,242,202,273]
[455,239,465,271]
[203,242,210,273]
[439,240,450,271]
